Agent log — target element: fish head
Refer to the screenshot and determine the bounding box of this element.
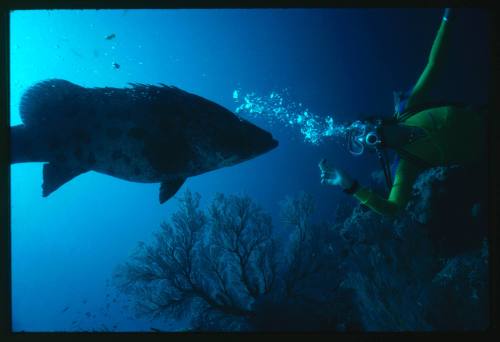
[212,116,278,167]
[178,93,279,171]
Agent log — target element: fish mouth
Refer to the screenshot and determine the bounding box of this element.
[244,137,278,162]
[262,137,279,155]
[269,138,279,151]
[258,136,279,155]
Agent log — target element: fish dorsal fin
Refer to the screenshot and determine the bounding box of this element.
[20,79,84,127]
[159,178,186,204]
[42,163,87,197]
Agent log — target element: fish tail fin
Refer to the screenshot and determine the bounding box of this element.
[10,124,46,164]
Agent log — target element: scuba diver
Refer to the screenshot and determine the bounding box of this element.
[319,8,487,217]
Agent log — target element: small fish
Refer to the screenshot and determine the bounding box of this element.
[105,33,116,40]
[70,48,83,58]
[112,62,120,69]
[61,306,70,313]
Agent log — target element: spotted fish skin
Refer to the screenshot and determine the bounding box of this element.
[11,79,278,203]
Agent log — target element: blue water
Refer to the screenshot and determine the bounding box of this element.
[10,9,490,332]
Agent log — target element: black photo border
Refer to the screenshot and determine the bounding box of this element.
[0,1,498,341]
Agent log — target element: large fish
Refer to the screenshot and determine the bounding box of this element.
[11,79,278,203]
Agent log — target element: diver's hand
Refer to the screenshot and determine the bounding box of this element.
[318,158,355,190]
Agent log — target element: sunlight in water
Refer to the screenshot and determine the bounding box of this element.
[233,88,348,145]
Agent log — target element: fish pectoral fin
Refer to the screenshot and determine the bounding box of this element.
[159,178,186,204]
[42,163,87,197]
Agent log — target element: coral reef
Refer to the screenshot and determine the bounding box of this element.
[114,165,489,331]
[337,165,489,330]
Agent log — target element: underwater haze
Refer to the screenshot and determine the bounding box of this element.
[10,9,490,332]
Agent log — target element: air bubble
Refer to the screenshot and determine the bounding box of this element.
[233,88,348,145]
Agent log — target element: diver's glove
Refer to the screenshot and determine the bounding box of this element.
[319,158,359,194]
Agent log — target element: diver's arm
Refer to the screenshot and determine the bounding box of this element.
[405,9,452,111]
[352,158,422,216]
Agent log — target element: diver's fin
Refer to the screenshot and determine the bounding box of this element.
[159,178,186,204]
[10,125,47,164]
[42,163,87,197]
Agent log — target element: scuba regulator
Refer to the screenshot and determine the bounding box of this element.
[346,119,393,190]
[346,119,383,155]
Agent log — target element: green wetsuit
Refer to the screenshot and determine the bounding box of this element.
[352,17,486,216]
